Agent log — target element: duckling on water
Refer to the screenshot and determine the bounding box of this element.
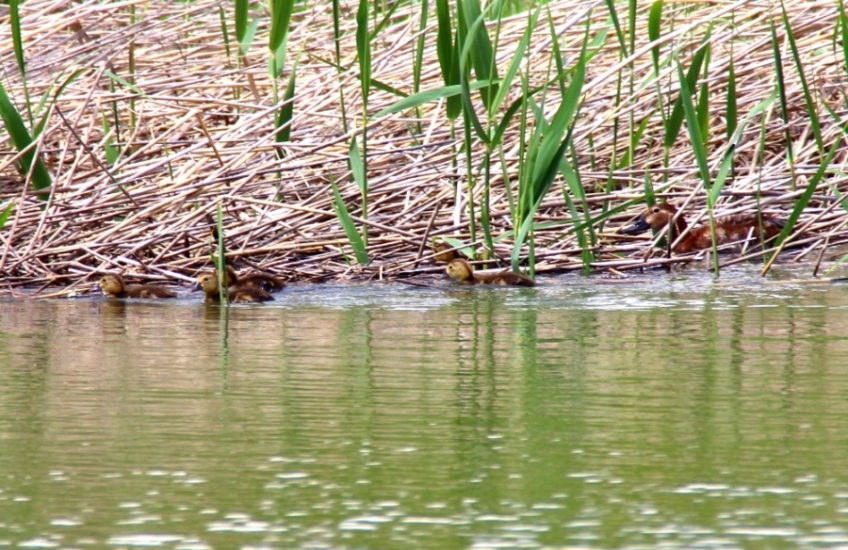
[195,272,273,303]
[219,265,285,293]
[621,203,784,254]
[96,273,177,299]
[446,258,535,287]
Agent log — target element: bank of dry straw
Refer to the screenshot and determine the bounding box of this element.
[1,0,847,294]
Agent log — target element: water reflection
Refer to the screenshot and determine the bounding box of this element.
[1,272,848,548]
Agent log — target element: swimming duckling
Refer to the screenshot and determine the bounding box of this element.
[96,273,177,299]
[194,272,273,304]
[621,203,784,254]
[446,258,535,287]
[219,265,285,293]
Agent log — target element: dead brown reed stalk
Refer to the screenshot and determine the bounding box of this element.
[1,0,847,293]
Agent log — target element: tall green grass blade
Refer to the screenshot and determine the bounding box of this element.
[726,55,737,139]
[676,62,710,198]
[356,0,372,102]
[0,201,14,232]
[511,35,587,269]
[709,89,778,207]
[330,176,369,265]
[235,0,248,45]
[101,114,119,165]
[458,10,491,142]
[663,29,711,149]
[697,41,711,145]
[349,135,366,194]
[219,6,233,66]
[491,7,539,113]
[774,141,838,248]
[604,0,627,55]
[9,0,32,125]
[779,0,823,154]
[269,0,294,55]
[0,81,52,198]
[275,49,301,151]
[838,0,848,76]
[648,1,664,73]
[332,0,349,133]
[461,0,498,109]
[412,0,429,133]
[216,202,228,306]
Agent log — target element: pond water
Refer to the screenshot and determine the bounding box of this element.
[2,265,848,549]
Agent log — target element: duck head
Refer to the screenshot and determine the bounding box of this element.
[193,272,219,294]
[446,258,474,282]
[622,203,679,234]
[97,273,125,296]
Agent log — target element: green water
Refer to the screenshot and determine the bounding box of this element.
[2,268,848,549]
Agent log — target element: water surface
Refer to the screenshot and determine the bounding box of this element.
[2,265,848,548]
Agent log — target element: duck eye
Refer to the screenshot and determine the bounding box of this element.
[651,207,660,213]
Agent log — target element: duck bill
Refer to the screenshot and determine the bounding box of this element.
[622,215,651,235]
[91,283,102,294]
[191,282,202,292]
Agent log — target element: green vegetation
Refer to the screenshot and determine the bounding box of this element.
[0,0,844,288]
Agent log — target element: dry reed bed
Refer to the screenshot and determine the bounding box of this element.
[0,0,847,293]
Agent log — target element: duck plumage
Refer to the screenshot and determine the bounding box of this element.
[220,265,285,292]
[195,272,273,303]
[622,203,784,254]
[446,258,535,287]
[96,273,177,299]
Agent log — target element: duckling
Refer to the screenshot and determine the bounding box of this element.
[194,272,273,304]
[621,203,784,254]
[219,265,285,293]
[96,273,177,299]
[433,241,459,263]
[446,258,535,287]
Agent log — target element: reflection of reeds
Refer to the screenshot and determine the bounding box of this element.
[2,0,848,292]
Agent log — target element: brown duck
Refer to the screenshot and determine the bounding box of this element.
[194,272,273,303]
[96,273,177,299]
[220,265,285,293]
[622,203,784,253]
[446,258,535,287]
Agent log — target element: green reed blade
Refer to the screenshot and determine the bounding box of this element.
[697,40,711,145]
[269,0,294,55]
[413,0,429,132]
[726,55,737,139]
[709,89,777,207]
[779,0,823,154]
[376,80,496,117]
[0,201,14,232]
[276,49,300,147]
[461,0,498,110]
[218,7,232,65]
[349,135,367,195]
[839,0,848,76]
[458,10,490,142]
[663,29,710,149]
[676,61,710,196]
[356,0,371,102]
[775,141,838,248]
[648,1,663,73]
[330,176,369,265]
[9,0,32,125]
[0,81,51,198]
[216,202,228,306]
[491,7,539,114]
[769,18,790,134]
[604,0,627,55]
[235,0,248,45]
